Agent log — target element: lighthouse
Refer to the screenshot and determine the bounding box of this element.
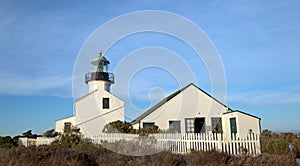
[55,51,125,137]
[85,51,114,93]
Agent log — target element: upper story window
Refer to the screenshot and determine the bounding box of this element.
[103,98,109,109]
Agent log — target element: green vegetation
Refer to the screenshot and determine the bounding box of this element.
[0,130,41,148]
[266,139,289,154]
[102,120,136,133]
[0,136,17,148]
[21,130,41,138]
[261,129,300,157]
[102,120,161,135]
[43,129,58,138]
[51,134,95,150]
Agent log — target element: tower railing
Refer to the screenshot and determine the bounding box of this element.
[85,72,114,84]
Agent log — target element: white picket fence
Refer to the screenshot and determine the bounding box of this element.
[92,133,261,155]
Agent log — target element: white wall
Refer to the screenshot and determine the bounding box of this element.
[136,85,229,133]
[222,111,260,135]
[55,116,76,133]
[74,88,125,137]
[88,80,111,92]
[18,137,55,147]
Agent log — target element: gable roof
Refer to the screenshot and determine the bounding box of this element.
[131,83,232,125]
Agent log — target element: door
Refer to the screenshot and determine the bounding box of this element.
[230,118,237,134]
[194,118,205,133]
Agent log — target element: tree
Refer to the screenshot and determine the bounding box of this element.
[0,136,17,148]
[22,130,41,138]
[43,129,58,138]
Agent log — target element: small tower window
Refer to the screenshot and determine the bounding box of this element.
[103,98,109,109]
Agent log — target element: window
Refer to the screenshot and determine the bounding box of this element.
[169,121,181,133]
[143,122,155,128]
[103,98,109,109]
[64,122,71,133]
[211,117,222,133]
[185,118,194,133]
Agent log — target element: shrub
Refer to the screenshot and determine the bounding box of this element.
[59,134,81,147]
[102,120,136,133]
[22,130,41,138]
[266,139,289,154]
[43,129,58,138]
[138,125,161,136]
[0,136,17,148]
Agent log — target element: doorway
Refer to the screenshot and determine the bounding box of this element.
[230,118,237,134]
[194,117,205,133]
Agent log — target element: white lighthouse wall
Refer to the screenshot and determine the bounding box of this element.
[55,116,76,133]
[88,80,111,92]
[74,89,125,137]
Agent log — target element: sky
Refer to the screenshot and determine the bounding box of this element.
[0,0,300,136]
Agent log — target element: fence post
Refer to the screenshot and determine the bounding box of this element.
[256,134,261,155]
[217,133,222,152]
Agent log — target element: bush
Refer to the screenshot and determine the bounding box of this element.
[138,125,161,136]
[102,120,136,133]
[22,130,41,138]
[102,120,161,135]
[53,134,81,147]
[0,136,17,148]
[43,129,58,138]
[266,139,289,154]
[292,139,300,157]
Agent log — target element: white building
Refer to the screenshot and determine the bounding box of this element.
[131,83,261,135]
[55,52,125,137]
[56,52,260,138]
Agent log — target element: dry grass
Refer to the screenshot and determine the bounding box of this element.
[0,145,297,166]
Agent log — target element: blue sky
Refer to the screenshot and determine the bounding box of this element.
[0,0,300,136]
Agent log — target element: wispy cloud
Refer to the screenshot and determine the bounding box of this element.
[227,90,300,107]
[0,71,72,97]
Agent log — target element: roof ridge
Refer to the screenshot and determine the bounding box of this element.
[131,84,193,124]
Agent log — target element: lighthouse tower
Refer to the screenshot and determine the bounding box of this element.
[55,51,125,137]
[85,51,114,93]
